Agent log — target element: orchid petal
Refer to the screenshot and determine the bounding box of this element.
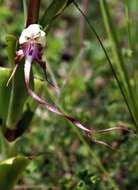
[96,126,129,134]
[24,55,129,147]
[24,56,92,134]
[93,139,113,149]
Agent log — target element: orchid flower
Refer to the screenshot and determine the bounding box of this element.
[7,24,128,148]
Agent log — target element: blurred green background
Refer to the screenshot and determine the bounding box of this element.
[0,0,138,189]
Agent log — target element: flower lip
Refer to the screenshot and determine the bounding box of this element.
[19,24,46,47]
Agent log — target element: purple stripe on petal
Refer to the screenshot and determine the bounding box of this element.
[24,56,93,135]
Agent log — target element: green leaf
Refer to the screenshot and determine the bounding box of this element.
[0,156,30,190]
[40,0,73,31]
[6,62,29,129]
[0,67,45,140]
[5,34,29,129]
[6,35,17,68]
[0,67,11,123]
[0,67,31,138]
[4,78,44,142]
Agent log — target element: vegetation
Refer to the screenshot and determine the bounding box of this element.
[0,0,138,189]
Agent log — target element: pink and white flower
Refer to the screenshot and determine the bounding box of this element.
[7,24,128,147]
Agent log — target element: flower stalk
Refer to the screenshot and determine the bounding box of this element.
[26,0,41,27]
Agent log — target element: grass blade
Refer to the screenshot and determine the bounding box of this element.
[73,0,137,130]
[100,0,138,130]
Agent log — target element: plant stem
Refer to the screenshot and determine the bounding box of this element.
[26,0,41,27]
[23,0,27,26]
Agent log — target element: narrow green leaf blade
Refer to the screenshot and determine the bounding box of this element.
[6,63,29,129]
[100,0,138,130]
[0,67,11,123]
[5,34,30,129]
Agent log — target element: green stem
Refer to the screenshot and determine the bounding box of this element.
[23,0,27,27]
